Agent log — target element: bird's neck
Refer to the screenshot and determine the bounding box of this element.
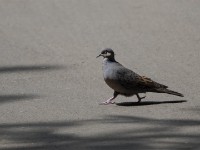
[105,57,116,62]
[103,58,117,68]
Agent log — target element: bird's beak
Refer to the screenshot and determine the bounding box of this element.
[96,54,102,58]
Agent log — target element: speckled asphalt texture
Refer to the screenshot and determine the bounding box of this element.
[0,0,200,149]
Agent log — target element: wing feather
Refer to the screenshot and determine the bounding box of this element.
[116,67,168,90]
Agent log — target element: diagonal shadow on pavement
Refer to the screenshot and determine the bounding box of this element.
[0,94,40,104]
[0,65,65,74]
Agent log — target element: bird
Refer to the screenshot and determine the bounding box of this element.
[96,48,184,105]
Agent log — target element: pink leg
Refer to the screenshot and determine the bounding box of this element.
[100,91,119,105]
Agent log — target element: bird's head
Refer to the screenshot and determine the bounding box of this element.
[96,48,115,60]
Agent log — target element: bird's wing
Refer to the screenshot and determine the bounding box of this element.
[117,68,168,90]
[135,75,168,89]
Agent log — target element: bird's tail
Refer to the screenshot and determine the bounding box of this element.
[156,88,184,97]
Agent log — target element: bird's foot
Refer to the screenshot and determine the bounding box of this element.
[99,100,115,105]
[136,94,146,103]
[99,92,118,105]
[140,96,146,100]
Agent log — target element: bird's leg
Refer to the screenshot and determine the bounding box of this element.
[136,93,146,103]
[100,91,119,105]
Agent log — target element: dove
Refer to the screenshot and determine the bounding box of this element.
[97,48,184,105]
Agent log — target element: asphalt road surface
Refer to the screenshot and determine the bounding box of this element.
[0,0,200,149]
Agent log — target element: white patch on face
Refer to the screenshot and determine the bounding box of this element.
[106,52,111,57]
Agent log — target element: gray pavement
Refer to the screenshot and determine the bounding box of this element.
[0,0,200,149]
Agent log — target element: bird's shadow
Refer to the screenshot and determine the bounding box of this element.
[116,100,187,107]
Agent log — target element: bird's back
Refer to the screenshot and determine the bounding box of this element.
[102,58,168,95]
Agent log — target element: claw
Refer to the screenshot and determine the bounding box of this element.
[99,101,115,105]
[136,93,146,103]
[99,91,118,105]
[140,96,146,99]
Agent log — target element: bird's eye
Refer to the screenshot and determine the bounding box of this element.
[102,51,107,54]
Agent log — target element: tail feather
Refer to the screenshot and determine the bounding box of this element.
[156,88,184,97]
